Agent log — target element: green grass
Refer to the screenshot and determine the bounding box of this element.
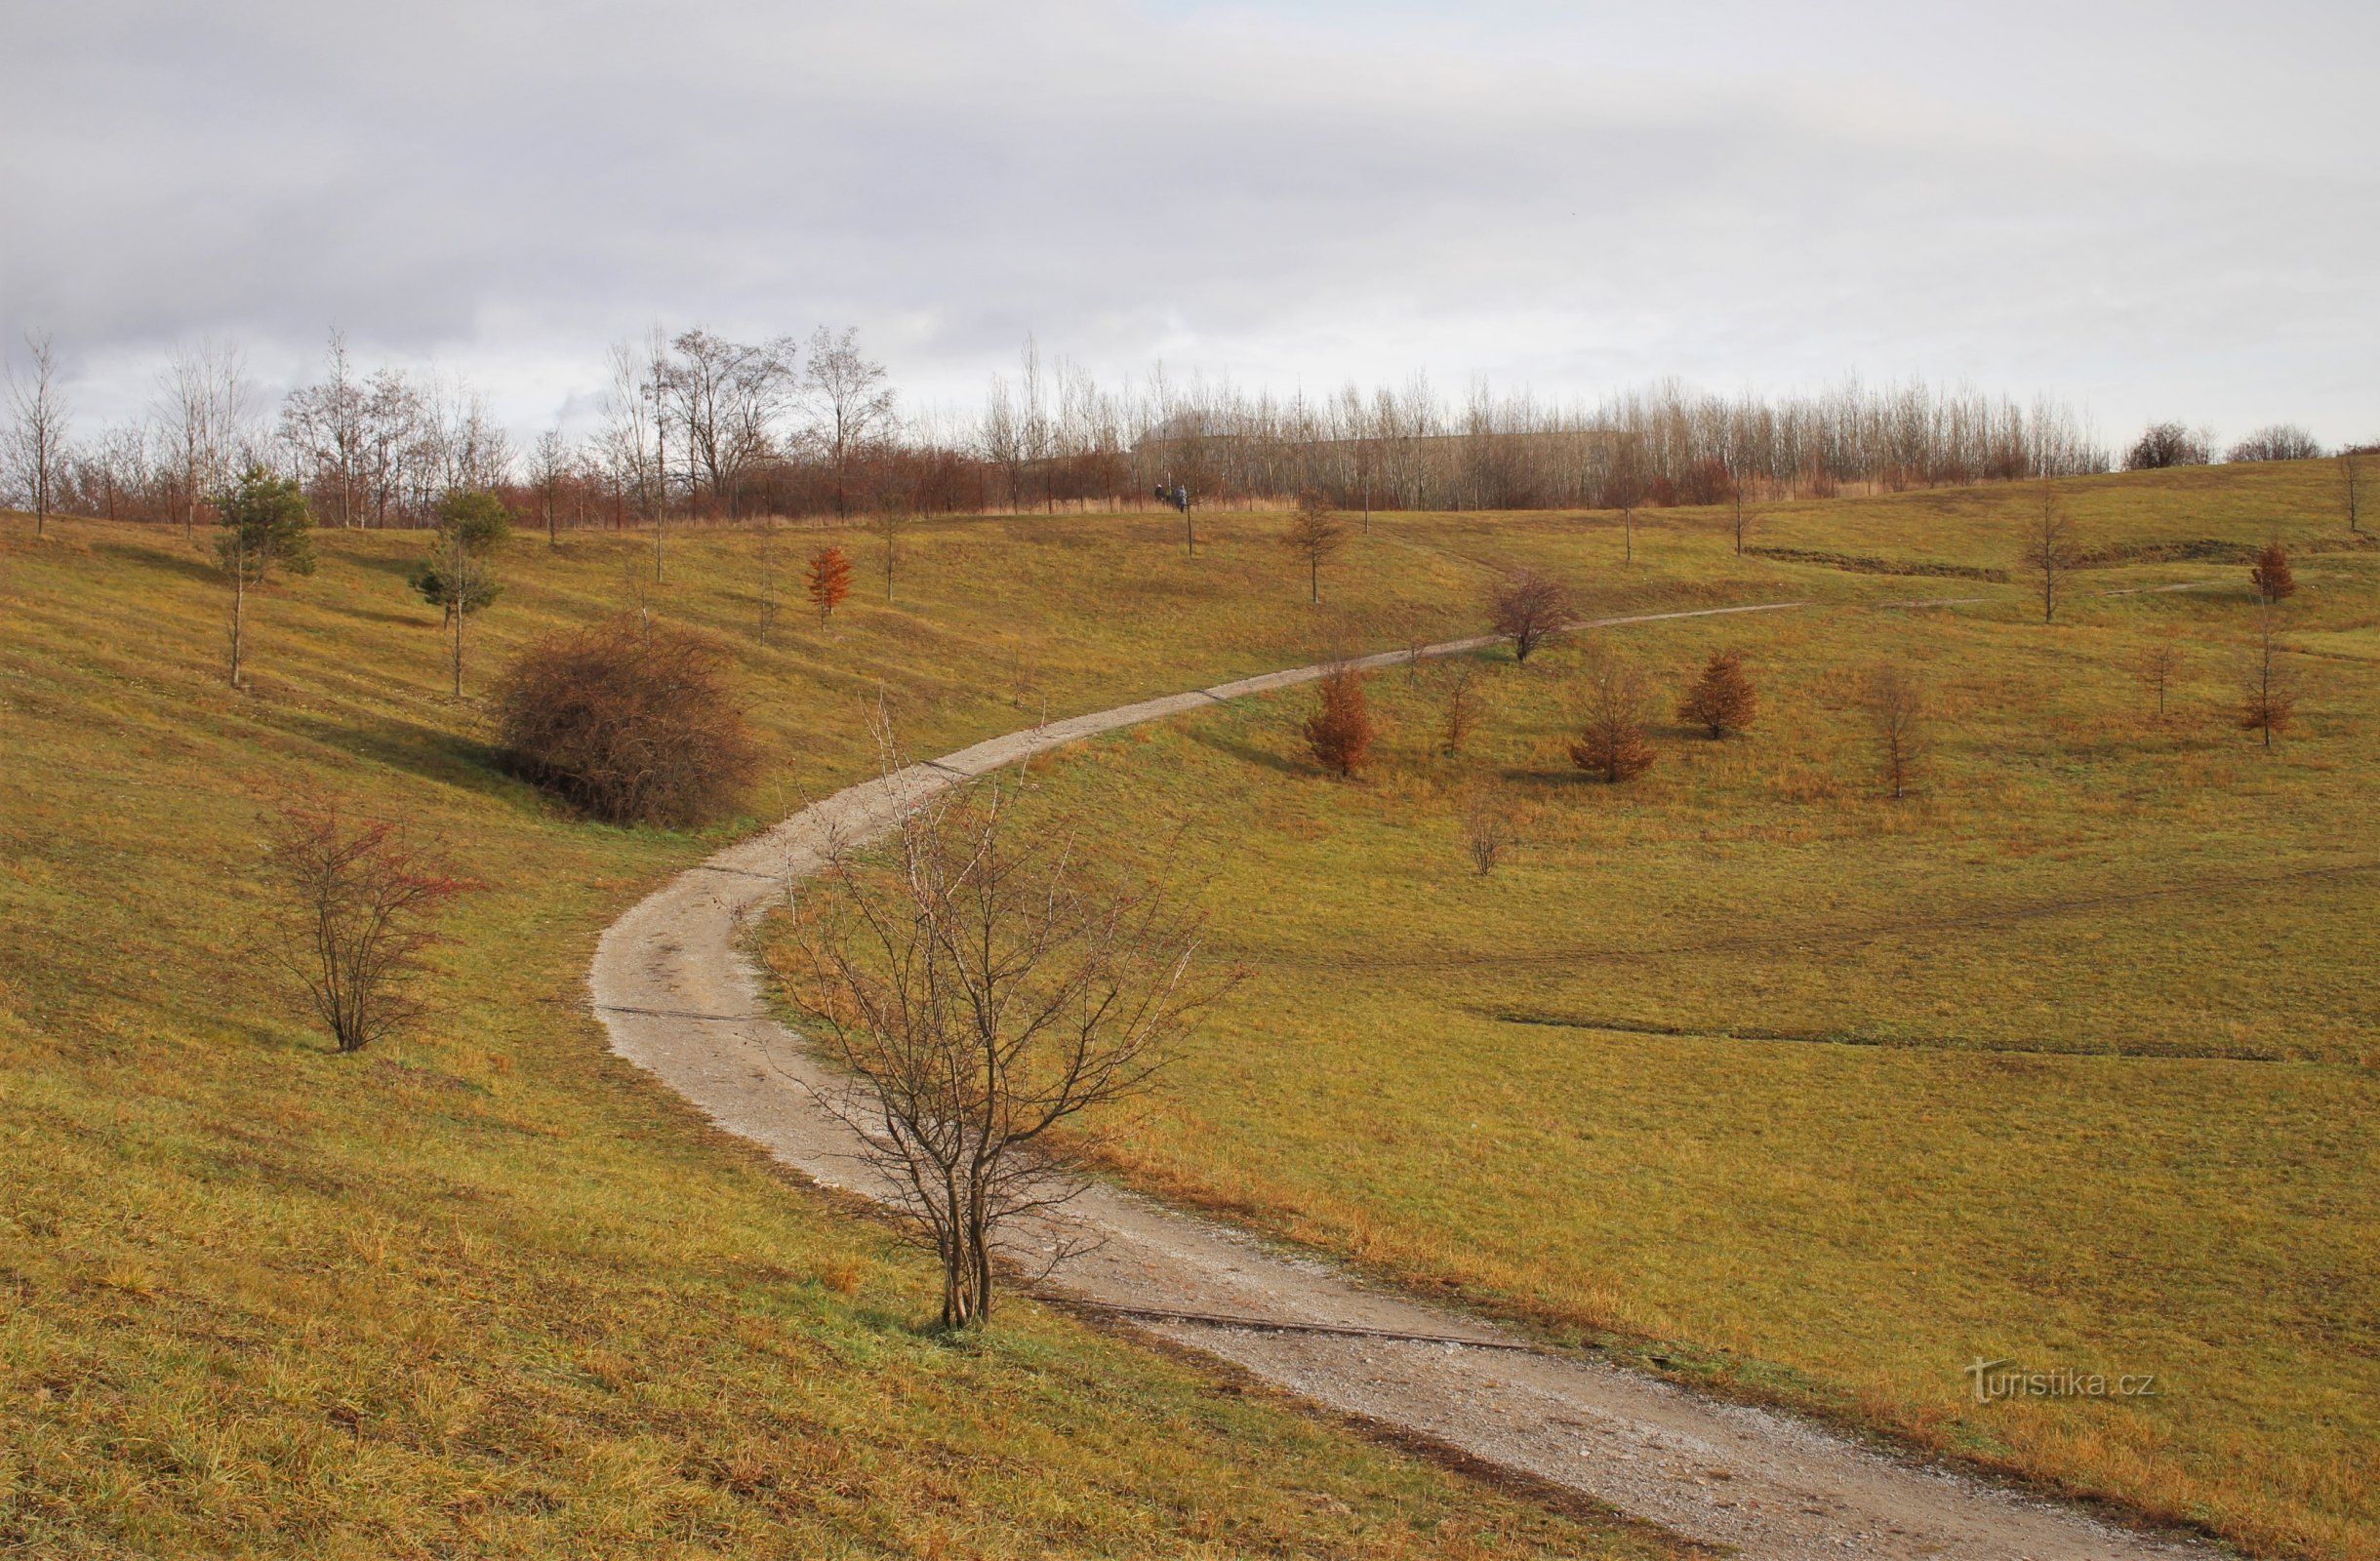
[0,510,1686,1558]
[861,461,2380,1560]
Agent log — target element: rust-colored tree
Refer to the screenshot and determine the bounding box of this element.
[2249,542,2296,604]
[2239,607,2297,749]
[1489,568,1572,664]
[493,618,759,825]
[778,774,1234,1330]
[1303,667,1375,777]
[807,543,855,622]
[264,796,476,1053]
[1863,662,1927,799]
[1283,491,1349,604]
[1568,652,1656,782]
[1677,649,1757,739]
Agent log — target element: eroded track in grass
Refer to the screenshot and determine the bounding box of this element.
[590,601,2211,1561]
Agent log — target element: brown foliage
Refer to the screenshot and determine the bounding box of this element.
[1568,653,1656,782]
[1303,667,1375,777]
[1489,569,1573,664]
[493,618,760,825]
[2249,542,2296,603]
[264,797,476,1053]
[1863,662,1927,799]
[1677,650,1757,739]
[806,544,855,621]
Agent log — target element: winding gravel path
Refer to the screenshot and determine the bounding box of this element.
[590,602,2210,1561]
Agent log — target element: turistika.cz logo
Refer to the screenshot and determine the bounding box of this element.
[1964,1358,2160,1404]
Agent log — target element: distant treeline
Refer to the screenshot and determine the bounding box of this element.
[5,326,2356,533]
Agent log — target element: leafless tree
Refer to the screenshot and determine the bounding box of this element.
[1439,660,1482,755]
[2020,485,2080,622]
[1863,662,1927,799]
[157,339,250,541]
[2239,607,2298,749]
[2339,453,2363,535]
[3,333,70,536]
[1489,568,1573,664]
[2134,632,2186,721]
[1283,491,1349,603]
[1463,781,1517,876]
[802,327,897,517]
[780,769,1233,1329]
[530,427,572,545]
[278,331,369,527]
[666,329,795,516]
[2225,425,2323,463]
[754,516,784,647]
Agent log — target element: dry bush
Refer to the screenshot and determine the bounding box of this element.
[2124,421,2212,470]
[1303,667,1375,777]
[264,796,475,1053]
[2226,424,2322,463]
[1439,660,1483,756]
[1677,649,1757,739]
[1463,781,1517,876]
[1489,569,1572,664]
[493,617,760,825]
[1568,652,1656,782]
[806,544,854,621]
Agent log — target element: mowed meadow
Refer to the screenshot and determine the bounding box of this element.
[814,462,2375,1559]
[0,509,1696,1559]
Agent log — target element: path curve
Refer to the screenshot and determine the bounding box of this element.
[591,602,2208,1561]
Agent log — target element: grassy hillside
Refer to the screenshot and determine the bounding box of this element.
[0,510,1691,1558]
[803,462,2379,1560]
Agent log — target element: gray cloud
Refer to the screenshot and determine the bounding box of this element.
[6,0,2375,444]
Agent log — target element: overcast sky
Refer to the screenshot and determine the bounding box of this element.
[5,0,2374,446]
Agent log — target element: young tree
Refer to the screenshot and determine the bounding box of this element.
[1677,649,1758,738]
[2134,631,2186,721]
[3,332,70,536]
[1568,651,1656,782]
[2239,607,2297,749]
[530,427,572,545]
[2249,542,2296,603]
[801,326,897,517]
[780,775,1231,1329]
[807,543,855,623]
[264,795,475,1053]
[1282,491,1348,604]
[1863,662,1927,799]
[868,501,911,602]
[1490,568,1572,664]
[413,490,510,698]
[1439,660,1482,756]
[1303,666,1375,777]
[2339,452,2363,535]
[1463,781,1516,876]
[754,517,784,647]
[160,339,248,541]
[216,464,315,688]
[2020,486,2080,622]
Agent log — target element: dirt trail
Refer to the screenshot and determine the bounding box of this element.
[590,602,2210,1561]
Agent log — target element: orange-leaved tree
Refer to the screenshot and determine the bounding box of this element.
[1677,649,1757,739]
[2249,542,2296,603]
[1304,667,1375,777]
[807,543,855,622]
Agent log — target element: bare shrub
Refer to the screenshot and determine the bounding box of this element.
[1677,649,1757,739]
[1489,569,1572,664]
[1439,660,1483,756]
[778,776,1234,1329]
[2226,425,2322,463]
[1863,663,1927,799]
[1303,666,1375,777]
[264,797,475,1053]
[1463,781,1517,876]
[1568,651,1656,782]
[2124,422,2212,470]
[493,618,759,825]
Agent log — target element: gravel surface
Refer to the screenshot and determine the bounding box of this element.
[590,603,2211,1561]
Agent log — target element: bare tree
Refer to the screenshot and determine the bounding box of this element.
[754,516,784,647]
[2020,485,2080,622]
[2124,422,2213,470]
[264,795,474,1053]
[2342,452,2364,535]
[2225,425,2322,463]
[1283,491,1349,603]
[781,771,1232,1329]
[868,499,911,602]
[530,428,572,545]
[2239,607,2297,749]
[802,327,897,517]
[1863,662,1927,799]
[277,331,368,527]
[1463,781,1516,876]
[3,332,70,536]
[158,339,248,541]
[2134,631,2186,721]
[666,329,795,516]
[1489,568,1573,664]
[1439,660,1482,756]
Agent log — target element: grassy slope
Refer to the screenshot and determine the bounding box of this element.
[894,462,2379,1560]
[0,511,1682,1559]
